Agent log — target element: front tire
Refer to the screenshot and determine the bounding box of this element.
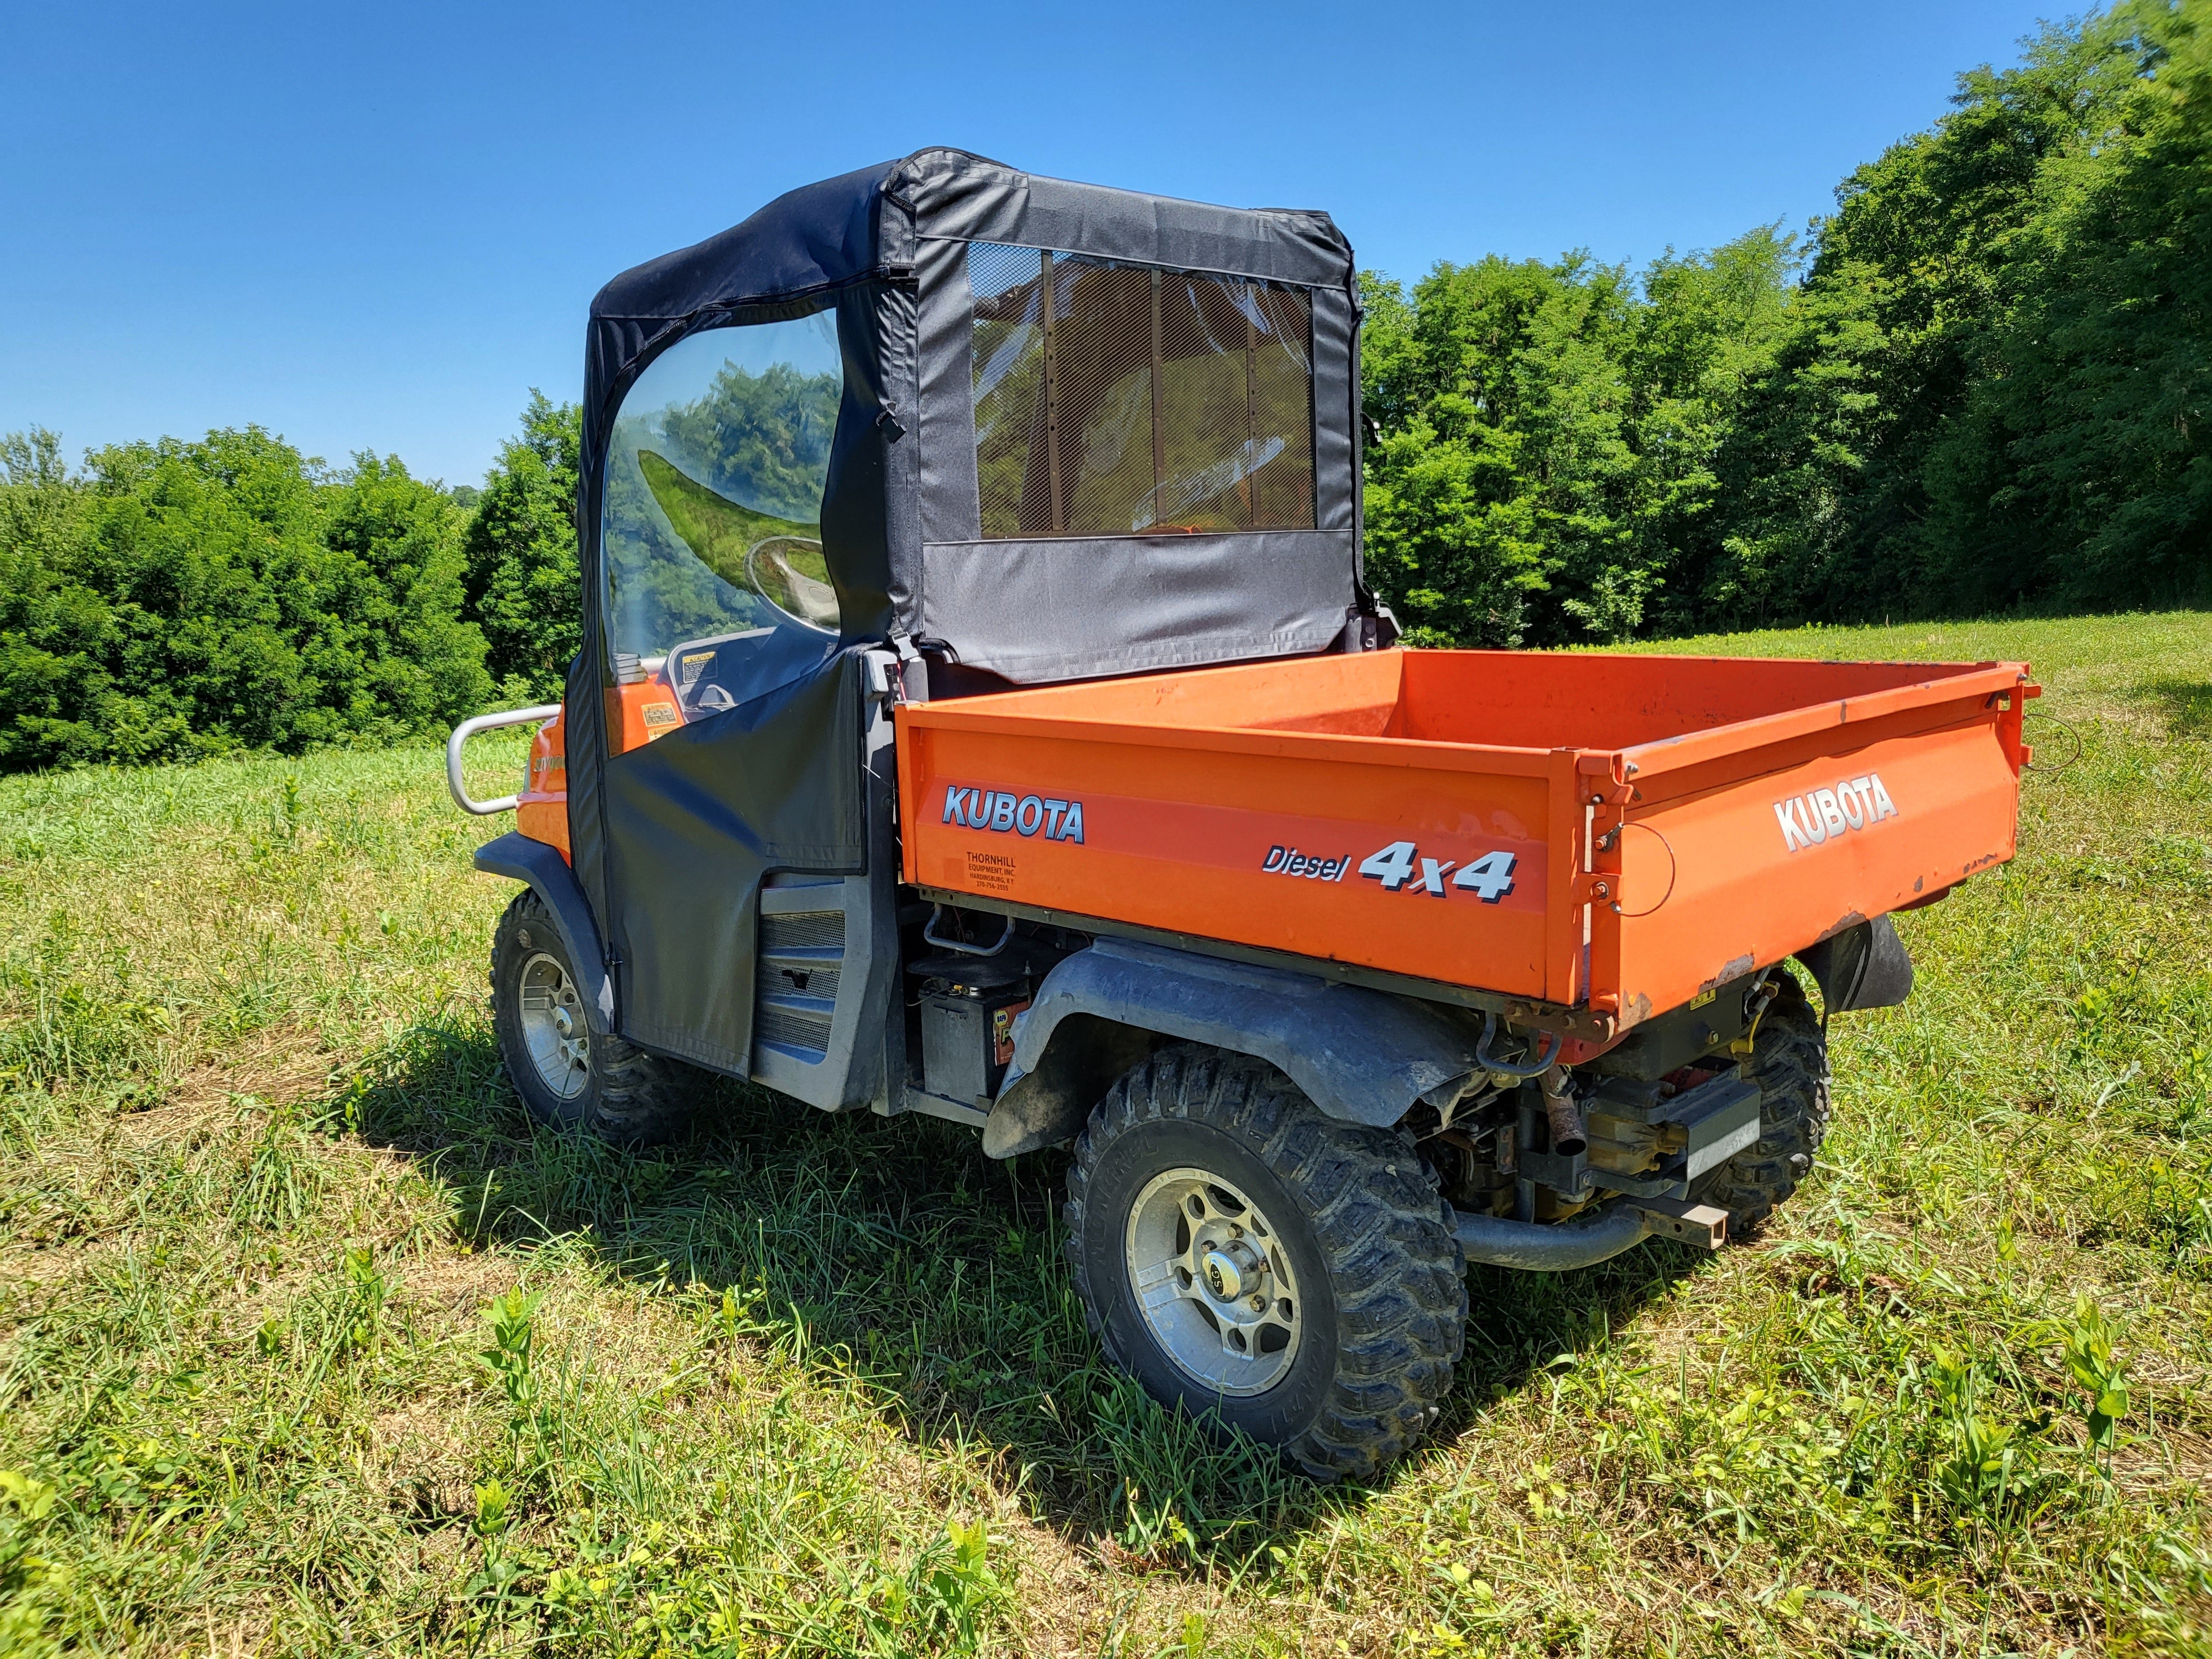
[489,890,692,1145]
[1064,1045,1467,1483]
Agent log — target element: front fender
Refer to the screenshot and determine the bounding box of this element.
[981,938,1484,1157]
[472,831,616,1036]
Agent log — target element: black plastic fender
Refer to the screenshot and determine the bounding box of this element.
[472,830,617,1036]
[982,937,1484,1157]
[1794,914,1914,1014]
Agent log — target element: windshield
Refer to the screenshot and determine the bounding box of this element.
[601,310,844,745]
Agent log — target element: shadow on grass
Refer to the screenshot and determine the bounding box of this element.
[338,1012,1699,1565]
[2139,677,2212,738]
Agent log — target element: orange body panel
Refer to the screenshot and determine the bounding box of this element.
[512,676,690,860]
[895,649,2032,1034]
[515,708,571,861]
[608,677,686,755]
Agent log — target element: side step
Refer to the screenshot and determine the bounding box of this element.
[1451,1196,1730,1272]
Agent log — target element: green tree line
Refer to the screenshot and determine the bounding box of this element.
[0,398,583,772]
[1366,0,2210,645]
[3,0,2205,769]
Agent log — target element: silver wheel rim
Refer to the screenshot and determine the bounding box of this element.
[1124,1166,1303,1397]
[517,951,590,1102]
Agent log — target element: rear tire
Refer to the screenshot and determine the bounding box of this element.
[489,890,692,1145]
[1696,969,1830,1235]
[1064,1044,1466,1483]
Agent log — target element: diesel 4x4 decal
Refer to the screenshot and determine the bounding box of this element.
[1358,840,1518,902]
[1261,846,1350,881]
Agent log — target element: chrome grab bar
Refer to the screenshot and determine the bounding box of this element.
[446,705,561,815]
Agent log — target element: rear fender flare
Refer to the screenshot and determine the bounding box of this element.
[981,938,1483,1158]
[1794,915,1913,1014]
[472,830,616,1036]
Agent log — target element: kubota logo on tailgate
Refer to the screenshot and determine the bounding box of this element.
[1775,774,1898,852]
[941,785,1086,843]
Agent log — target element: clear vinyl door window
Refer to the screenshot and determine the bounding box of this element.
[601,311,843,751]
[969,244,1314,539]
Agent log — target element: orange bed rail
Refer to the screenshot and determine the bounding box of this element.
[895,649,2033,1036]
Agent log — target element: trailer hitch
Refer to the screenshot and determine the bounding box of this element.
[1452,1194,1729,1271]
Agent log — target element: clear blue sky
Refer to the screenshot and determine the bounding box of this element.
[1,0,2054,489]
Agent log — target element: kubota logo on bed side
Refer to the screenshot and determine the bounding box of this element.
[941,785,1086,843]
[1775,774,1898,852]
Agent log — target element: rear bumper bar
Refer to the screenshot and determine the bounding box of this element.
[1451,1195,1729,1271]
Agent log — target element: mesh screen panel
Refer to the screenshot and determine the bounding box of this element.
[968,244,1313,539]
[1056,261,1156,535]
[970,245,1047,537]
[1248,286,1316,530]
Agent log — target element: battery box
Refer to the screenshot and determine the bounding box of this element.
[919,981,1031,1106]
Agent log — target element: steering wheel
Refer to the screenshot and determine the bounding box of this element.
[744,536,839,634]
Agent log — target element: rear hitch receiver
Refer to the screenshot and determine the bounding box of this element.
[1627,1195,1730,1251]
[1451,1195,1730,1271]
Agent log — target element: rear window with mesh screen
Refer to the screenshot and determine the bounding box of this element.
[968,243,1314,539]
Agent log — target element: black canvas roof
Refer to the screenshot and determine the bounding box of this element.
[586,152,1352,401]
[577,148,1367,687]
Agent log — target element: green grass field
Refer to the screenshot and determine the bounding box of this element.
[2,613,2209,1657]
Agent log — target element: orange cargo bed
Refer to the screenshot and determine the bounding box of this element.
[894,649,2033,1037]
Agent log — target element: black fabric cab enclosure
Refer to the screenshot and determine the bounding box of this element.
[565,149,1370,1079]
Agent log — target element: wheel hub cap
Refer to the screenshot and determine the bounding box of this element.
[1125,1167,1303,1397]
[517,952,591,1102]
[1201,1249,1245,1300]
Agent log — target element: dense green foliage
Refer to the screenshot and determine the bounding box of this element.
[4,0,2206,766]
[461,392,583,701]
[652,359,840,526]
[1365,0,2211,644]
[1361,234,1796,645]
[0,427,491,770]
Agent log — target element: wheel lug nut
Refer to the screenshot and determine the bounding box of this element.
[1249,1295,1266,1312]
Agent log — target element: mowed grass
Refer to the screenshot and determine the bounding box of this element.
[1,612,2208,1658]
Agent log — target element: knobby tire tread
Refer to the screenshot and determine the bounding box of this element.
[1064,1044,1467,1483]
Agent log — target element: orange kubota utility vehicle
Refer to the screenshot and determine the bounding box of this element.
[448,152,2035,1481]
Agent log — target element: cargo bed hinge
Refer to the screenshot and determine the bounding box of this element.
[1574,753,1637,799]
